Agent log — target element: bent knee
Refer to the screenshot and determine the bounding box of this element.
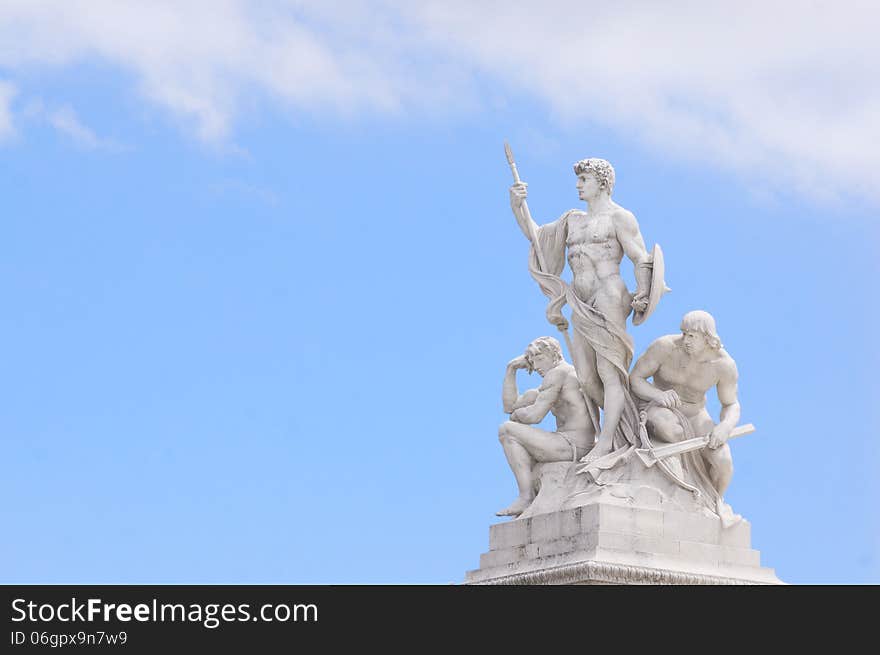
[498,421,520,441]
[649,416,684,443]
[498,422,509,440]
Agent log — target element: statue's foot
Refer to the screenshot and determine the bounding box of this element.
[716,498,742,528]
[495,496,533,517]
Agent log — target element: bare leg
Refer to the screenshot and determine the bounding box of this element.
[683,411,734,497]
[496,421,580,517]
[567,329,603,441]
[497,425,535,516]
[586,357,626,459]
[646,406,686,443]
[568,329,603,409]
[645,407,686,479]
[703,443,734,497]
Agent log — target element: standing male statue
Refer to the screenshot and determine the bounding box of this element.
[508,156,665,466]
[496,336,593,517]
[629,310,740,519]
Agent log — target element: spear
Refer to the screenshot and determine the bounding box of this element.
[504,142,548,273]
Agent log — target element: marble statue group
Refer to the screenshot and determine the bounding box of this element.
[497,146,753,526]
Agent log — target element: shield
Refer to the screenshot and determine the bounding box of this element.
[632,243,669,326]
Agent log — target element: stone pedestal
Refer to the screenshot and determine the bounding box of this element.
[465,502,783,585]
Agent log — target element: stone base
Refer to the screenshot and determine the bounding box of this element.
[465,503,783,585]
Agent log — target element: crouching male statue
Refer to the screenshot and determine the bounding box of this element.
[497,336,594,517]
[629,310,741,518]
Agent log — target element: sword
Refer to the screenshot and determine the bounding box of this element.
[635,423,756,468]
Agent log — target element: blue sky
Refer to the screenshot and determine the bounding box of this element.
[2,2,878,584]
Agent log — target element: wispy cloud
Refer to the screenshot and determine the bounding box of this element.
[0,0,451,141]
[21,99,122,151]
[46,105,120,151]
[1,1,878,202]
[0,80,16,142]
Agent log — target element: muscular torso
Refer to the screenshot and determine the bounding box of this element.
[565,210,632,322]
[651,341,724,415]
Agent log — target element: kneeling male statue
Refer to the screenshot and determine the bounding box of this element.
[629,310,742,519]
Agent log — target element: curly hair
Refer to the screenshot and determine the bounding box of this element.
[573,158,616,194]
[524,336,563,372]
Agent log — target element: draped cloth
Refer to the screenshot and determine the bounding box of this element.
[527,211,644,463]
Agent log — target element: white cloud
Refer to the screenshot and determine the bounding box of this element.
[1,1,879,202]
[396,1,880,203]
[0,80,16,141]
[0,0,455,141]
[47,105,118,150]
[20,99,121,150]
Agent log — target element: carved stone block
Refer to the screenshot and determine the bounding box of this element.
[466,502,782,585]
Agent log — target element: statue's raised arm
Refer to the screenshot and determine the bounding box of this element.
[505,142,546,272]
[509,181,538,245]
